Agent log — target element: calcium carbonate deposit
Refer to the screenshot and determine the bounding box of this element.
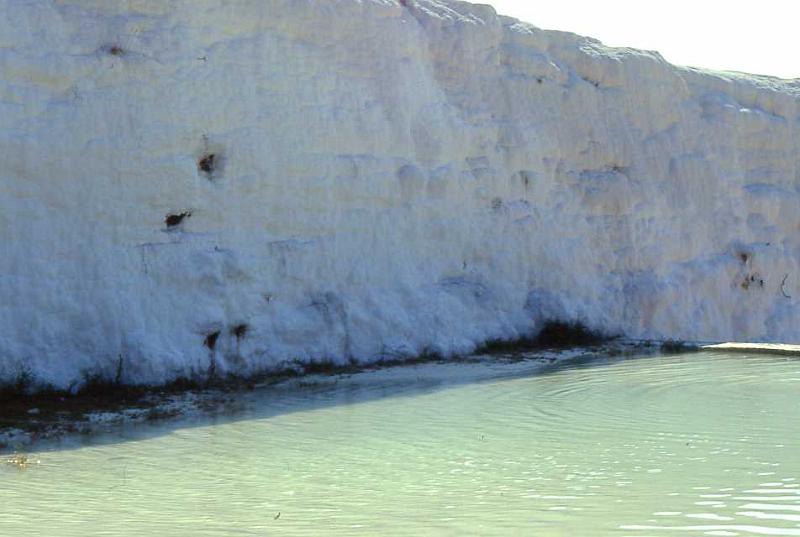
[1,0,799,389]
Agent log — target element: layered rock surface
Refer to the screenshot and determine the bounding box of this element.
[1,0,799,388]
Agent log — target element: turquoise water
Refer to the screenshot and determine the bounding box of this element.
[2,351,799,536]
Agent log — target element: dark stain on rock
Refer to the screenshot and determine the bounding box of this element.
[231,324,248,340]
[198,153,216,175]
[204,331,220,351]
[165,212,191,228]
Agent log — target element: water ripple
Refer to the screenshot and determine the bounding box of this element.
[1,352,799,536]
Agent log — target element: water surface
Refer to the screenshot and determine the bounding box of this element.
[2,351,799,536]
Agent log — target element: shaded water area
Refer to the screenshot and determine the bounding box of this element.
[2,350,799,536]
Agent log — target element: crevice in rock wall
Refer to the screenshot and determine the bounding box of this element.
[580,74,601,88]
[781,274,792,298]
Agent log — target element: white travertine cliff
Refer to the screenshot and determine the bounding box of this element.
[1,0,799,388]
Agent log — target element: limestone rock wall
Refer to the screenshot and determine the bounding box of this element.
[1,0,798,388]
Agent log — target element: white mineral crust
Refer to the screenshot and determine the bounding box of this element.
[1,0,798,388]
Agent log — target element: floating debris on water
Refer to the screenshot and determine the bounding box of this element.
[5,452,39,469]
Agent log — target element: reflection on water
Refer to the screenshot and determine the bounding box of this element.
[1,351,799,536]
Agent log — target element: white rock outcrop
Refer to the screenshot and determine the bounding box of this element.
[1,0,799,388]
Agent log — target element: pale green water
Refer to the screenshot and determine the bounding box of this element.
[2,351,800,536]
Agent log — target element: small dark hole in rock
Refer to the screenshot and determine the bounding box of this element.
[204,331,220,351]
[198,154,216,174]
[231,324,248,339]
[165,212,191,228]
[108,45,124,56]
[739,253,749,263]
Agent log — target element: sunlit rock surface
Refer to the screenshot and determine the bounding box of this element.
[1,0,799,388]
